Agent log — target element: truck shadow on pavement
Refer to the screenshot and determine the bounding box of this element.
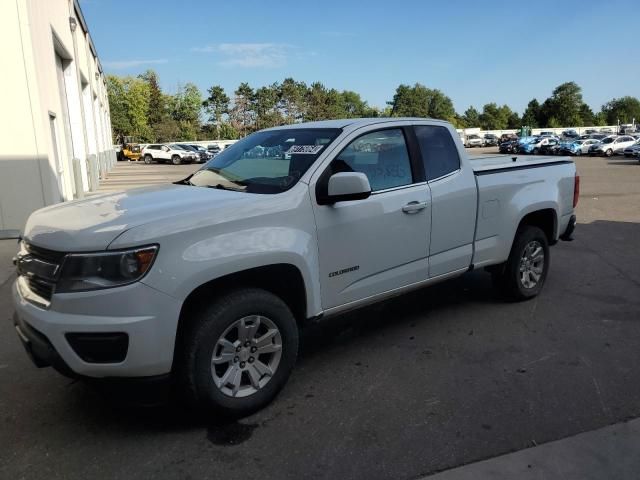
[19,220,640,470]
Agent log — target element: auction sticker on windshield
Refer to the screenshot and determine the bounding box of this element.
[285,145,324,154]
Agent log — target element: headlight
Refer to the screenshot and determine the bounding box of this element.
[56,246,158,293]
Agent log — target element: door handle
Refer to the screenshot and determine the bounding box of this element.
[402,201,428,214]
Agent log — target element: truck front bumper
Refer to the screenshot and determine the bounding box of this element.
[12,278,182,378]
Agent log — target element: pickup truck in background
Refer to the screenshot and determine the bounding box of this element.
[12,118,578,416]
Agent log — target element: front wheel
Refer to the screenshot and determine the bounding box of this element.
[492,225,549,301]
[179,288,299,417]
[605,149,613,157]
[171,155,182,165]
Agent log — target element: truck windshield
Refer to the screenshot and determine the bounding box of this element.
[187,128,341,194]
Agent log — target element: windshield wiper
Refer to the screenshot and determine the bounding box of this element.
[174,175,194,186]
[206,184,244,191]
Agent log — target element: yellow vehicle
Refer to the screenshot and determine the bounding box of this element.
[122,143,142,161]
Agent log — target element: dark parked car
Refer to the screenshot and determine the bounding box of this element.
[499,139,520,154]
[188,144,214,163]
[207,144,222,156]
[175,144,210,163]
[561,129,579,139]
[499,133,518,143]
[540,138,561,155]
[483,134,499,146]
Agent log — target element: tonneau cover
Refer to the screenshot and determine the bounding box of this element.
[469,155,572,174]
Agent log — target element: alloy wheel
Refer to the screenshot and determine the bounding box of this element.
[211,315,282,398]
[519,240,545,289]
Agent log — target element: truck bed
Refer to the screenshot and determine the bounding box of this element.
[469,154,572,175]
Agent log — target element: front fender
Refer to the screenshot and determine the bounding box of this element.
[150,226,322,316]
[112,183,323,318]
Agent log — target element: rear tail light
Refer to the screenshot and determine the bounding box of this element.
[573,174,580,208]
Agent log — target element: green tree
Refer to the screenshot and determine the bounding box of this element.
[106,75,131,141]
[230,82,255,137]
[253,84,282,130]
[462,106,480,127]
[278,78,307,123]
[202,85,230,139]
[579,103,595,126]
[153,117,181,142]
[389,83,455,122]
[479,103,512,130]
[539,82,587,127]
[593,111,607,126]
[601,96,640,125]
[138,70,164,128]
[341,90,368,118]
[521,99,541,128]
[122,76,151,140]
[507,111,521,129]
[165,84,203,140]
[547,116,562,128]
[305,82,349,121]
[218,122,239,139]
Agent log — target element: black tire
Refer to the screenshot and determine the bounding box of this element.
[605,149,613,157]
[491,225,550,301]
[533,148,539,155]
[171,155,182,165]
[179,288,299,418]
[144,154,153,164]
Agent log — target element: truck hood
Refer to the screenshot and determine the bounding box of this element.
[24,184,253,252]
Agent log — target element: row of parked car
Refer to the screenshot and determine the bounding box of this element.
[117,143,225,164]
[498,132,640,159]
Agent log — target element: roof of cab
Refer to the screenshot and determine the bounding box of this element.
[262,117,449,131]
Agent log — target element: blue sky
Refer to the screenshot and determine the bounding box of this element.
[81,0,639,114]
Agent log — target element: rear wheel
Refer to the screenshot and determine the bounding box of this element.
[143,154,153,164]
[533,148,539,155]
[179,288,299,417]
[491,225,549,301]
[171,155,182,165]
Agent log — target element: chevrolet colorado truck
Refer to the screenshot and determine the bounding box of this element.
[12,118,578,416]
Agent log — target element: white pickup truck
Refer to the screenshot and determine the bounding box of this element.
[12,118,578,416]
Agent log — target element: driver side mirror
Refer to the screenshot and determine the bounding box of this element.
[318,172,371,205]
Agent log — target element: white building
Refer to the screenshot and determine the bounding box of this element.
[0,0,115,237]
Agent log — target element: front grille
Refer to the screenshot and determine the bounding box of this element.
[24,243,66,264]
[26,277,55,300]
[19,242,66,302]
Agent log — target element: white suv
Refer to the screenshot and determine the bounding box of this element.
[141,144,198,165]
[589,136,637,157]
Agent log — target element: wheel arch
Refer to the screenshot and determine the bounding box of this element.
[173,263,308,368]
[517,208,558,246]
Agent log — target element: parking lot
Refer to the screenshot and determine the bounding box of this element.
[1,150,639,479]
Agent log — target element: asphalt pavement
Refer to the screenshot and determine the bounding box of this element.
[1,151,639,479]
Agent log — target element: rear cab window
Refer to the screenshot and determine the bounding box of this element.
[414,125,460,181]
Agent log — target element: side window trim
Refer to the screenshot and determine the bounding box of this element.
[404,126,426,183]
